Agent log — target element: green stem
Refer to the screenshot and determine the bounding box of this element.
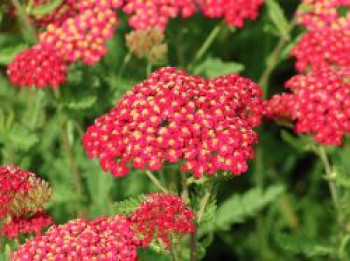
[317,147,341,227]
[190,230,198,261]
[118,52,132,78]
[258,18,296,94]
[11,0,38,43]
[145,170,168,193]
[197,185,212,223]
[146,62,152,76]
[62,121,84,203]
[188,23,223,70]
[181,171,189,202]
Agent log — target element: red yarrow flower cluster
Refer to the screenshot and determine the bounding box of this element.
[12,216,139,261]
[130,193,195,247]
[266,93,295,123]
[291,29,350,72]
[284,67,350,146]
[40,1,122,65]
[197,0,264,28]
[8,0,122,88]
[83,67,265,178]
[293,1,350,72]
[2,211,53,240]
[0,164,52,218]
[7,44,68,89]
[123,0,196,31]
[297,0,350,30]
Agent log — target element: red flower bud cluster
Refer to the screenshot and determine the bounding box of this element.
[12,215,139,261]
[297,0,350,31]
[2,211,53,240]
[0,164,52,218]
[130,193,195,247]
[84,67,265,178]
[126,28,168,64]
[7,44,68,89]
[0,164,53,240]
[197,0,265,28]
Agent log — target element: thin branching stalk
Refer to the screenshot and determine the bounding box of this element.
[118,52,132,78]
[181,171,189,202]
[258,18,296,94]
[145,170,168,193]
[197,185,212,223]
[62,122,84,203]
[188,22,224,70]
[317,146,342,227]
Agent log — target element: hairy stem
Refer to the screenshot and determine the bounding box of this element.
[118,52,132,78]
[188,23,223,70]
[145,170,168,193]
[197,186,211,223]
[62,122,84,203]
[317,147,341,226]
[181,171,189,202]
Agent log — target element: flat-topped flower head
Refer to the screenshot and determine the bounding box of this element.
[130,193,195,247]
[292,29,350,72]
[197,0,265,28]
[84,67,265,178]
[297,0,350,30]
[12,215,138,261]
[40,5,119,65]
[7,44,68,88]
[286,66,350,146]
[123,0,197,31]
[2,211,53,240]
[0,164,52,218]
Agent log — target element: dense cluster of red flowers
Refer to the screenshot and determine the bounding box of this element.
[292,0,350,72]
[130,193,195,247]
[0,164,53,240]
[285,67,350,145]
[267,1,350,146]
[292,29,350,72]
[8,0,264,88]
[12,216,139,261]
[0,164,52,218]
[7,44,68,89]
[2,211,53,240]
[197,0,265,28]
[297,0,350,30]
[84,67,265,178]
[11,193,195,260]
